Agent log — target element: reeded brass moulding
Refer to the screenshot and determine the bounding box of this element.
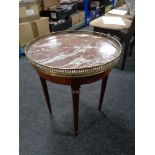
[28,56,120,78]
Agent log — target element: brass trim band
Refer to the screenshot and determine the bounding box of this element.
[28,56,120,77]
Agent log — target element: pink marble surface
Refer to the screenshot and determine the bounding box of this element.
[26,33,121,69]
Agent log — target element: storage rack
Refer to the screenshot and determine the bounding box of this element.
[72,0,116,29]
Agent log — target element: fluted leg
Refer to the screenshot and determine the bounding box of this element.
[71,84,80,136]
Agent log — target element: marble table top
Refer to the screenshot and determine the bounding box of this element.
[25,31,121,77]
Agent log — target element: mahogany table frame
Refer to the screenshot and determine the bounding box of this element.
[37,69,111,136]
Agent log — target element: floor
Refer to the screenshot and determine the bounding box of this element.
[20,26,135,155]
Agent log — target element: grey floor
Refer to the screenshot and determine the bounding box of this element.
[20,26,135,155]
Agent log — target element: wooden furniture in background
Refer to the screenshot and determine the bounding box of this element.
[90,7,135,69]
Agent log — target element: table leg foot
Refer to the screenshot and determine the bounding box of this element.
[121,42,130,70]
[39,77,52,113]
[98,76,108,111]
[75,132,78,136]
[71,84,80,136]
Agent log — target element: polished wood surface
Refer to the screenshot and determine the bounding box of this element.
[37,69,111,136]
[37,69,111,85]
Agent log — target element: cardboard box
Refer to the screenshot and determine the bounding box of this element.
[71,11,85,26]
[19,4,39,18]
[71,13,79,26]
[43,0,59,10]
[90,1,100,11]
[19,2,37,7]
[105,5,112,13]
[19,17,50,47]
[78,11,85,22]
[32,17,50,37]
[34,0,43,11]
[19,22,34,47]
[19,7,27,17]
[19,3,40,23]
[19,15,40,23]
[116,0,125,7]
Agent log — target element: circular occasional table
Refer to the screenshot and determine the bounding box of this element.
[25,31,122,136]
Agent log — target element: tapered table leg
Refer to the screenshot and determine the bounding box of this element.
[71,84,80,136]
[39,76,52,113]
[98,76,108,111]
[129,37,135,56]
[121,41,130,70]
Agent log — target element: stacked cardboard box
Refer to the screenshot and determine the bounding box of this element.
[19,17,50,47]
[104,5,112,13]
[19,22,34,47]
[32,17,50,37]
[19,2,40,23]
[71,11,85,26]
[19,2,50,47]
[116,0,125,7]
[43,0,59,10]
